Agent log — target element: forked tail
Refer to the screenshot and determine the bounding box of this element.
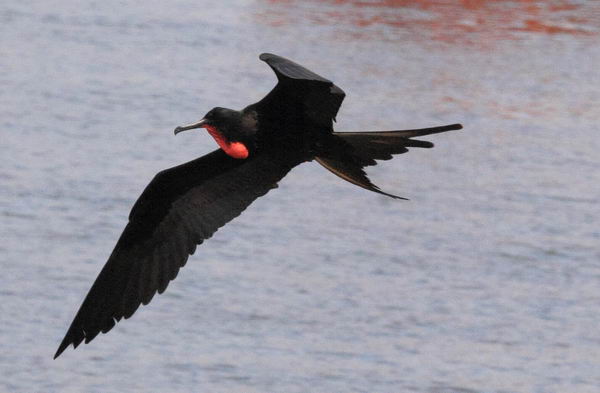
[316,123,462,199]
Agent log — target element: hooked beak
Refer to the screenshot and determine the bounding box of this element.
[174,118,208,135]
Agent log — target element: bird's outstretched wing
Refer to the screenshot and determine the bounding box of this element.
[54,149,301,358]
[256,53,346,127]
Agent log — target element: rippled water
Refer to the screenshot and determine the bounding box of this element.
[2,1,599,392]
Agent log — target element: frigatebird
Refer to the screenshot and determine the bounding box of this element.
[54,53,461,358]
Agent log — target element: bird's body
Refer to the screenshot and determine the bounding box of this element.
[54,53,461,358]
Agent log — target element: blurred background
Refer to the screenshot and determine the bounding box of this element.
[1,0,599,392]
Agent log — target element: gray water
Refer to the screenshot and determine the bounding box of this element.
[2,1,599,392]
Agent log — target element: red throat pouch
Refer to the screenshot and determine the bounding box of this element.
[205,125,249,159]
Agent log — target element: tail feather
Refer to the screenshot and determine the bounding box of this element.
[333,123,462,166]
[316,123,461,199]
[336,123,462,138]
[315,156,407,200]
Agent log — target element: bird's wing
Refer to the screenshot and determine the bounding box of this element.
[257,53,346,127]
[55,149,301,358]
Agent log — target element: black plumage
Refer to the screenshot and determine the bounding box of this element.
[54,53,461,358]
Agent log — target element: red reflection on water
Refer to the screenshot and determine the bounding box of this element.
[258,0,598,44]
[517,19,589,35]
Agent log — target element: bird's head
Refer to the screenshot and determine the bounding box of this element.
[174,107,250,159]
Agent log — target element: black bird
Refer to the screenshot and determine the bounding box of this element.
[54,53,461,358]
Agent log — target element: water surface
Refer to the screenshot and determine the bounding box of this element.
[1,1,599,392]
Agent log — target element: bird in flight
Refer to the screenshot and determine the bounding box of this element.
[54,53,461,358]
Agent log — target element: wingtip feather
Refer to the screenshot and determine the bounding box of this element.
[53,346,65,359]
[54,337,72,359]
[259,53,279,63]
